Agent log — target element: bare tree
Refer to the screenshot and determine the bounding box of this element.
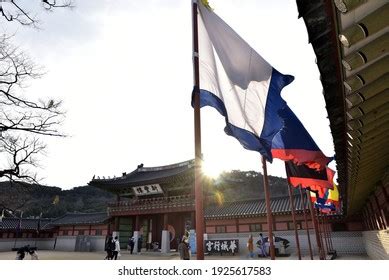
[0,1,72,183]
[0,0,73,27]
[0,36,64,182]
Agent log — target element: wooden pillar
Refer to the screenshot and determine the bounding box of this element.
[72,225,75,236]
[362,209,368,230]
[367,202,379,229]
[307,190,324,259]
[318,213,328,256]
[114,217,120,232]
[326,218,334,252]
[299,187,313,259]
[373,194,387,229]
[365,208,373,230]
[370,200,383,229]
[135,215,140,231]
[262,156,276,260]
[288,185,301,260]
[89,225,92,236]
[322,216,331,252]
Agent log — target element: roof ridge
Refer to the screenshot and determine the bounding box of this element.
[137,159,195,172]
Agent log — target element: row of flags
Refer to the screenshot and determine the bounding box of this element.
[194,1,340,212]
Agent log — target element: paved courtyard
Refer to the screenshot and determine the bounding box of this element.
[0,250,370,260]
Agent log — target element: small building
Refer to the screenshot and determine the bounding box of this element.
[50,212,111,251]
[0,213,111,252]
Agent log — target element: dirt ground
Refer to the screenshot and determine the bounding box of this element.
[0,250,370,260]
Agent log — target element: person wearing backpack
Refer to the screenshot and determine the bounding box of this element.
[112,236,120,260]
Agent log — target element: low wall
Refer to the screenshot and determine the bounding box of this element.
[54,236,77,251]
[0,238,56,252]
[362,230,389,260]
[89,236,106,251]
[55,236,106,252]
[207,230,366,257]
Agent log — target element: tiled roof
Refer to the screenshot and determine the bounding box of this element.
[89,159,194,188]
[296,1,388,215]
[0,218,52,230]
[50,212,109,226]
[205,195,308,219]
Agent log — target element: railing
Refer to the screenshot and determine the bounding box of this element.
[108,194,195,213]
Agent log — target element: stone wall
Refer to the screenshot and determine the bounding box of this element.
[207,230,366,257]
[362,230,389,260]
[0,238,56,252]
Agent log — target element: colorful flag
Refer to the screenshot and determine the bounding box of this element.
[312,191,336,213]
[327,182,340,207]
[285,161,335,190]
[196,1,294,161]
[309,186,339,213]
[272,106,332,170]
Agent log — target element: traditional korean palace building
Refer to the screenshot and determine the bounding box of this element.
[88,159,366,255]
[0,158,385,257]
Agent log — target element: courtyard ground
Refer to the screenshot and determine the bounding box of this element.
[0,250,370,260]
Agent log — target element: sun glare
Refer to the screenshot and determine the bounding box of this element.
[202,160,224,179]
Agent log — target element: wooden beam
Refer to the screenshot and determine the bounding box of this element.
[342,34,388,70]
[339,3,389,47]
[344,56,389,92]
[334,0,367,13]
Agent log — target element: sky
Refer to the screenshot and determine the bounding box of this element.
[1,0,335,189]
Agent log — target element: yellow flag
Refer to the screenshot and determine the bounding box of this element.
[328,183,339,202]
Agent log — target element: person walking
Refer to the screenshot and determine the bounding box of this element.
[247,234,254,259]
[128,236,135,254]
[104,236,113,260]
[137,235,143,254]
[178,236,190,260]
[257,233,267,257]
[112,236,121,260]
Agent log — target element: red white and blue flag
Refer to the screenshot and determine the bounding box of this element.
[272,106,332,170]
[196,1,294,161]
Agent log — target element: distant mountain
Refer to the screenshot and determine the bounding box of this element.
[0,181,115,218]
[210,170,294,202]
[0,170,292,218]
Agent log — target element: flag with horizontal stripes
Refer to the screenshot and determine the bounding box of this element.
[285,161,334,190]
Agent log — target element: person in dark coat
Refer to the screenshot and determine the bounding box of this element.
[128,236,135,254]
[104,236,114,260]
[137,235,143,254]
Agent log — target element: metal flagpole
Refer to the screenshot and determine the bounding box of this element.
[287,185,301,259]
[317,210,327,259]
[262,156,275,260]
[306,189,324,259]
[321,213,330,253]
[326,216,334,252]
[299,187,313,259]
[192,0,204,260]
